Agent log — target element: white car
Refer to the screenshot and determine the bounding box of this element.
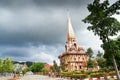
[26,71,34,75]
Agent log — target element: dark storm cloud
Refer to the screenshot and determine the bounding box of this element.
[0,24,65,46]
[0,0,110,63]
[0,47,33,62]
[0,9,65,46]
[0,0,92,47]
[0,0,90,8]
[1,49,29,57]
[33,0,90,8]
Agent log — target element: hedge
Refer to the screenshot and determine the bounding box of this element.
[60,70,120,79]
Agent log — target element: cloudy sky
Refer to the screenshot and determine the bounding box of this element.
[0,0,119,65]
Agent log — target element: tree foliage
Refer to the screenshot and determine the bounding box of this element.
[97,58,106,68]
[96,51,103,58]
[30,62,45,72]
[87,59,94,68]
[86,48,93,58]
[0,59,3,72]
[83,0,120,43]
[5,58,14,72]
[86,48,94,69]
[83,0,120,79]
[0,58,13,73]
[50,60,60,73]
[96,51,106,68]
[104,36,120,68]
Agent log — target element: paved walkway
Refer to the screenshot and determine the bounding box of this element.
[21,75,68,80]
[0,75,69,80]
[0,76,13,80]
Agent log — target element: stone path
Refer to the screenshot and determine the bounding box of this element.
[0,76,13,80]
[0,75,68,80]
[21,75,68,80]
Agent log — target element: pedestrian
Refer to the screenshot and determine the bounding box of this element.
[48,72,51,77]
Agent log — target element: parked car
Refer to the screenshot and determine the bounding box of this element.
[26,71,33,75]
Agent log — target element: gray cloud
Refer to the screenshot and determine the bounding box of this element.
[0,0,118,64]
[0,0,91,46]
[1,48,30,57]
[0,0,91,8]
[0,8,66,46]
[0,45,63,64]
[0,46,34,58]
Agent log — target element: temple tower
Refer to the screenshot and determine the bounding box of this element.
[59,15,88,71]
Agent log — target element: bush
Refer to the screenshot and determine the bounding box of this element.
[81,70,85,74]
[60,72,88,79]
[71,74,87,79]
[90,72,107,78]
[71,74,80,79]
[60,70,117,79]
[109,71,115,76]
[60,72,72,77]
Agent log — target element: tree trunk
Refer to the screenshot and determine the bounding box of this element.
[13,71,16,78]
[112,55,120,80]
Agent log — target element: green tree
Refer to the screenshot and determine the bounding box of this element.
[0,59,3,73]
[86,48,94,69]
[30,62,45,72]
[96,51,103,58]
[51,60,60,73]
[2,58,13,73]
[86,48,93,58]
[6,58,13,72]
[103,36,120,68]
[87,59,94,68]
[83,0,120,79]
[2,60,7,73]
[96,51,106,68]
[97,58,106,68]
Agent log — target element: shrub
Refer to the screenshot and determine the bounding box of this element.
[109,71,115,76]
[71,74,87,79]
[60,71,88,79]
[79,74,88,79]
[81,70,85,74]
[90,72,107,78]
[60,72,72,77]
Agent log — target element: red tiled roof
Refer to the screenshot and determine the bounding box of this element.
[44,64,51,71]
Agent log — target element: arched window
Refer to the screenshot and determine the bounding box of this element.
[75,66,77,69]
[74,57,76,61]
[79,66,81,69]
[74,43,76,47]
[82,58,84,60]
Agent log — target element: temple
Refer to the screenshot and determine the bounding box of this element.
[58,15,88,71]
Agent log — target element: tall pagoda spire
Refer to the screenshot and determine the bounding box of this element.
[65,14,84,52]
[67,15,76,42]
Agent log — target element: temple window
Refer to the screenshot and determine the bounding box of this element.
[79,66,81,69]
[74,43,76,47]
[82,58,84,60]
[75,66,77,69]
[74,58,76,61]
